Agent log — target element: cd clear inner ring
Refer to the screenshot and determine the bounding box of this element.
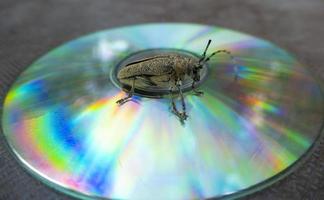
[111,49,208,98]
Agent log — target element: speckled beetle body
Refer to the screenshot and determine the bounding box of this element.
[116,40,235,122]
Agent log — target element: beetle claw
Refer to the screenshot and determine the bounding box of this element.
[116,98,128,105]
[193,90,204,96]
[180,112,188,120]
[175,112,188,121]
[116,99,124,105]
[171,109,187,121]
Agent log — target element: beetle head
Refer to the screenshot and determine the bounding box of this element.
[192,64,202,81]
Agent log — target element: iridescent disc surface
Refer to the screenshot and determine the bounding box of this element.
[2,23,323,199]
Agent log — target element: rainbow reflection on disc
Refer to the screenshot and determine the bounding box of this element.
[2,23,323,199]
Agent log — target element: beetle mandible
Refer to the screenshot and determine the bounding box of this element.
[116,39,236,122]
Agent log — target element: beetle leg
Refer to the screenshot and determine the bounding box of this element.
[116,78,135,105]
[137,75,157,86]
[169,83,187,122]
[170,85,179,114]
[191,81,204,96]
[176,82,188,121]
[170,85,181,117]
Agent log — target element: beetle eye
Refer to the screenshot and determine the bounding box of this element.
[193,73,200,81]
[194,64,202,70]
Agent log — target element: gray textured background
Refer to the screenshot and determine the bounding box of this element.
[0,0,323,199]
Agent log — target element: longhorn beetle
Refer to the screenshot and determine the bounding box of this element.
[116,40,236,122]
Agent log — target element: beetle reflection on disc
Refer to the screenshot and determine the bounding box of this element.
[2,23,323,199]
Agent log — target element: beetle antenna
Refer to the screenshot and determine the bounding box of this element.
[203,49,234,63]
[203,49,239,81]
[199,39,212,63]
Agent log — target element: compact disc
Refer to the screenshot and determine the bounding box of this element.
[2,23,323,199]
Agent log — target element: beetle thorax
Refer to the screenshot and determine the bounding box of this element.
[173,56,198,77]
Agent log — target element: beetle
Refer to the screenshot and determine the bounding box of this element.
[116,39,236,122]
